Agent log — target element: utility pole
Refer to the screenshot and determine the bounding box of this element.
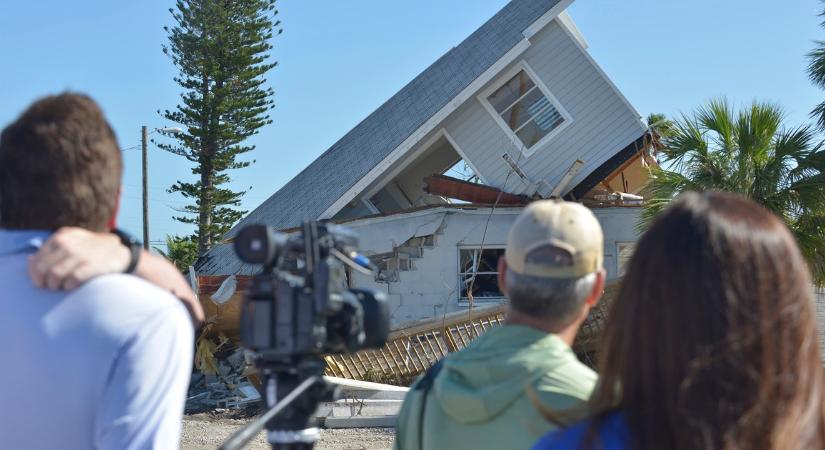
[141,125,149,249]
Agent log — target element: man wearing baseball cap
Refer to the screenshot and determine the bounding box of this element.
[394,200,606,450]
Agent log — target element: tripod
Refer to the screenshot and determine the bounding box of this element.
[219,361,338,450]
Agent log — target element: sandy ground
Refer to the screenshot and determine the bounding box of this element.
[181,415,395,450]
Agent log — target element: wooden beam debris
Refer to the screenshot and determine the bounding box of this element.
[424,174,529,205]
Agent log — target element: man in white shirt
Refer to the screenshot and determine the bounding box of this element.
[0,93,194,449]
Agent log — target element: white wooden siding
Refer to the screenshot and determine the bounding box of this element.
[444,18,646,194]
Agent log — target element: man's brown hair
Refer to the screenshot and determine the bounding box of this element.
[0,93,122,231]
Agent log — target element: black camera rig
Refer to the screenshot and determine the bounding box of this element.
[220,221,390,450]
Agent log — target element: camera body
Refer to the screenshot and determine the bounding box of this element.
[234,221,389,366]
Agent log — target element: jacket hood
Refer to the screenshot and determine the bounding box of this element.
[432,325,578,424]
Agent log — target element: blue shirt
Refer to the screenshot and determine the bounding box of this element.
[0,230,194,450]
[532,412,631,450]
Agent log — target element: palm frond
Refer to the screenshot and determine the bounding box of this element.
[638,168,698,231]
[791,213,825,285]
[807,41,825,89]
[642,99,825,283]
[660,113,706,168]
[811,100,825,130]
[697,97,735,151]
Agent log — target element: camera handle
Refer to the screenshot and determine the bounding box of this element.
[219,370,336,450]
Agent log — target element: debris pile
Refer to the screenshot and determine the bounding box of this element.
[186,324,261,413]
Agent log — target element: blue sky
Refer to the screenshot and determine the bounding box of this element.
[1,0,822,248]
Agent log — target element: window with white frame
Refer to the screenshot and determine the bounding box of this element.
[458,247,505,302]
[617,242,636,277]
[483,64,569,151]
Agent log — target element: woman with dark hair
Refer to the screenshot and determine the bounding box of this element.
[532,191,825,450]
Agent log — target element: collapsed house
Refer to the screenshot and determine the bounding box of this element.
[196,0,654,329]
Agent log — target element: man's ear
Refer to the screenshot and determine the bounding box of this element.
[107,187,122,231]
[586,268,606,307]
[497,256,508,296]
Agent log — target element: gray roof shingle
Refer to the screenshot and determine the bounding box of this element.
[197,0,562,275]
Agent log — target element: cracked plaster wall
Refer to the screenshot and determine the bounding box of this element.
[350,207,641,326]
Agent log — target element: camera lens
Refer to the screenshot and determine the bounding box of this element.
[234,224,280,265]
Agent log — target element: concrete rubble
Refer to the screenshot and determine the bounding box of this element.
[186,345,260,413]
[185,350,409,430]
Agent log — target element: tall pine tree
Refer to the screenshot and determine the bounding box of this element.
[159,0,280,255]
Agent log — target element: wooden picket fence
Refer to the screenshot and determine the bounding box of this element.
[323,280,617,385]
[324,305,507,385]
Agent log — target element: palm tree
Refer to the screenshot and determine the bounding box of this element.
[808,1,825,129]
[642,99,825,283]
[153,235,198,272]
[646,112,675,139]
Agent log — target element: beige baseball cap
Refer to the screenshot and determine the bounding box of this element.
[505,199,603,278]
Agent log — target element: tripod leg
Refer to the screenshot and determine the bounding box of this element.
[264,371,324,449]
[219,374,323,450]
[271,441,315,450]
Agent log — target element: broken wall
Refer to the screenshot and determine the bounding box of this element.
[344,206,642,325]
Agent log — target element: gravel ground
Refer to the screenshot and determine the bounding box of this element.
[181,415,395,450]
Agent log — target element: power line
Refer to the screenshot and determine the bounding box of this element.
[122,184,170,192]
[464,136,527,323]
[121,184,271,201]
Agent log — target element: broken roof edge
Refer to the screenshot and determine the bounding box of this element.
[564,132,652,201]
[319,199,641,230]
[218,185,645,243]
[212,143,650,245]
[298,203,527,232]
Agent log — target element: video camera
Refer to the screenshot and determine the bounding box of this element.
[222,221,390,450]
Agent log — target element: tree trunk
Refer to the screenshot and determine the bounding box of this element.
[198,66,212,256]
[198,166,213,256]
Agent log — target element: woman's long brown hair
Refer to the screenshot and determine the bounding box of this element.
[587,191,825,450]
